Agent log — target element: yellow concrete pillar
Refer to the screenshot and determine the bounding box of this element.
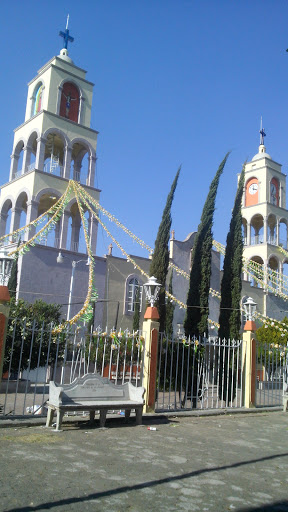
[142,307,160,413]
[242,326,257,408]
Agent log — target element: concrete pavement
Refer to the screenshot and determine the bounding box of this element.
[0,411,288,512]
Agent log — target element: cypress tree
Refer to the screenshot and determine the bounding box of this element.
[149,167,180,333]
[184,153,229,338]
[165,270,175,339]
[218,165,245,403]
[218,165,245,340]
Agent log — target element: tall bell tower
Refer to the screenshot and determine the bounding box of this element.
[0,20,99,254]
[242,124,288,291]
[0,22,105,317]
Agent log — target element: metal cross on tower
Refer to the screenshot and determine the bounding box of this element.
[259,117,266,145]
[59,15,74,50]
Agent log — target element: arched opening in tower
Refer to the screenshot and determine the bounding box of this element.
[251,214,264,245]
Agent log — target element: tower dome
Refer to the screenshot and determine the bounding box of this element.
[252,144,272,161]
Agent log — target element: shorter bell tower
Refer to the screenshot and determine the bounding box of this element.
[242,126,288,294]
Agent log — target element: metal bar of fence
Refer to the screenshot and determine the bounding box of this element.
[22,320,36,415]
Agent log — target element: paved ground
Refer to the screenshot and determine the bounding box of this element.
[0,411,288,512]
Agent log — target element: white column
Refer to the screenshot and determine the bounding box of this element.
[26,200,39,238]
[70,219,81,252]
[22,144,32,174]
[88,214,98,255]
[263,216,267,244]
[63,145,72,180]
[35,136,46,171]
[59,211,70,250]
[276,218,280,246]
[87,155,96,187]
[10,207,22,233]
[0,212,8,237]
[9,153,20,181]
[247,222,251,246]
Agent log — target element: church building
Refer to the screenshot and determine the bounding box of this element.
[0,26,287,336]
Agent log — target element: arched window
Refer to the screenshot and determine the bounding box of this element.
[32,83,43,116]
[59,82,80,122]
[126,276,143,314]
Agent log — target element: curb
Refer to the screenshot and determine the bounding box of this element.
[0,406,283,429]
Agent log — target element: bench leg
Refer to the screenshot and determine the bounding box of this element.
[124,409,131,423]
[46,407,55,427]
[89,410,95,423]
[56,410,64,431]
[135,407,142,425]
[99,409,107,428]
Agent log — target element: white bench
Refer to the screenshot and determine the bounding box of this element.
[46,373,145,431]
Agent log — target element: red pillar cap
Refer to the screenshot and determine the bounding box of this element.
[0,286,10,303]
[244,320,256,332]
[144,306,160,320]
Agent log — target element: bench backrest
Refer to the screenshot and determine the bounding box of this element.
[49,373,145,406]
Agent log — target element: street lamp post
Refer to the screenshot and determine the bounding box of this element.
[242,296,257,408]
[243,296,257,331]
[142,276,161,413]
[57,252,90,321]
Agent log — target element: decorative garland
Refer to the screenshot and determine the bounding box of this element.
[77,184,153,254]
[2,178,288,334]
[52,181,98,333]
[76,183,222,330]
[7,183,72,258]
[0,181,73,247]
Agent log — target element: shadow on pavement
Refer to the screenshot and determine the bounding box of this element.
[5,452,288,512]
[236,501,288,511]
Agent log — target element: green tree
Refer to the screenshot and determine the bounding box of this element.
[218,166,244,402]
[218,165,245,340]
[149,167,181,333]
[3,299,64,374]
[256,319,288,374]
[165,270,175,339]
[184,153,229,337]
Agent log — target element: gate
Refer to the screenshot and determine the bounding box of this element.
[0,320,145,417]
[155,334,244,412]
[255,340,288,407]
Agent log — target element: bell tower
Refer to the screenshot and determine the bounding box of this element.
[0,21,99,255]
[242,125,288,289]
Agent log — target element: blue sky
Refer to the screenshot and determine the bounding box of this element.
[1,1,288,260]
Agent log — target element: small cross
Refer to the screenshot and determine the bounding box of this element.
[59,15,74,50]
[260,127,266,145]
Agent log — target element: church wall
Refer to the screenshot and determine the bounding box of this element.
[265,293,288,322]
[102,254,151,332]
[17,245,106,327]
[170,233,221,337]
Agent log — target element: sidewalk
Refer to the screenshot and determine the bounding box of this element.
[1,410,288,512]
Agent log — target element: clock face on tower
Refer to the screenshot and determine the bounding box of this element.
[249,183,258,195]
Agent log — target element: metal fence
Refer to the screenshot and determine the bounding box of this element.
[0,320,145,417]
[255,340,288,407]
[155,334,244,412]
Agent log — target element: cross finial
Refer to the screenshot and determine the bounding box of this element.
[259,117,266,145]
[59,15,74,50]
